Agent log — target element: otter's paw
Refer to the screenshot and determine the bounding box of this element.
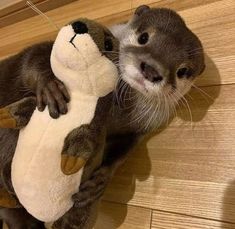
[0,108,16,128]
[72,166,112,208]
[0,188,18,208]
[61,155,87,175]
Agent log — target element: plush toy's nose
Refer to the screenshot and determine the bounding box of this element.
[72,21,88,34]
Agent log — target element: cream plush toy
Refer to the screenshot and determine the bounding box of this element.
[0,18,119,222]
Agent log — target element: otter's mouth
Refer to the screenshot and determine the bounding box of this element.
[69,34,77,49]
[134,77,146,87]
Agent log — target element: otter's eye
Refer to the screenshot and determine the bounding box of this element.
[104,39,113,51]
[138,32,149,45]
[177,67,193,78]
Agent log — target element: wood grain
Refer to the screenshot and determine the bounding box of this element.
[94,201,151,229]
[0,0,43,17]
[3,201,152,229]
[0,0,234,87]
[152,211,235,229]
[103,84,235,223]
[0,0,77,28]
[0,0,235,228]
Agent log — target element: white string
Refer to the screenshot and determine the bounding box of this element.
[26,0,59,30]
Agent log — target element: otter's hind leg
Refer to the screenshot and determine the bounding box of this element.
[0,97,36,129]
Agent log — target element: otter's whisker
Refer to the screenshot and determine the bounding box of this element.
[177,90,193,130]
[192,84,214,102]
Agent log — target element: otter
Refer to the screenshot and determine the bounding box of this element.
[0,5,205,229]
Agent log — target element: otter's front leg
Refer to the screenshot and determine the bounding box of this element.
[0,97,36,129]
[21,42,70,119]
[71,132,140,208]
[52,133,140,229]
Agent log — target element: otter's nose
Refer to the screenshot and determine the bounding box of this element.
[72,21,88,34]
[140,62,163,83]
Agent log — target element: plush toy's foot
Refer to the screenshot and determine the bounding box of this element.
[0,108,16,128]
[61,155,86,175]
[0,97,36,129]
[0,188,18,208]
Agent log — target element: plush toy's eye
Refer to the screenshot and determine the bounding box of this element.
[138,32,149,45]
[177,67,193,78]
[104,39,113,51]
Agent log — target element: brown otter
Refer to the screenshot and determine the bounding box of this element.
[0,5,205,229]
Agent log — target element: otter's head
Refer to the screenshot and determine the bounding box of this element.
[51,18,119,97]
[118,6,205,101]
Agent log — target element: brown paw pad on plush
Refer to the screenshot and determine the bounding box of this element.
[0,108,16,128]
[61,155,86,175]
[0,188,18,208]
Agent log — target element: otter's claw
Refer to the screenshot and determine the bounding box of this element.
[0,108,16,128]
[72,166,112,208]
[61,155,86,175]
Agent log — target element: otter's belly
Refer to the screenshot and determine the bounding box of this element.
[11,95,97,222]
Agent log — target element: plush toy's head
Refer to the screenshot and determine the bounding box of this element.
[51,18,119,97]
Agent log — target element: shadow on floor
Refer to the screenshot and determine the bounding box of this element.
[222,181,235,227]
[96,54,221,228]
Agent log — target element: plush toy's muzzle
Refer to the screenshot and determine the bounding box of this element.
[51,24,118,97]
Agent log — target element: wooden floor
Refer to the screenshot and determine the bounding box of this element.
[0,0,235,228]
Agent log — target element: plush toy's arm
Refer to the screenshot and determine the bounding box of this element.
[61,124,103,175]
[61,93,113,175]
[0,97,36,129]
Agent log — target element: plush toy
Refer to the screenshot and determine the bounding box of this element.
[0,18,119,222]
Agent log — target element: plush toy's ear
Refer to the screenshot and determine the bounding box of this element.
[134,5,150,16]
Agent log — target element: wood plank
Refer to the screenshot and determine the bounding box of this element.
[0,0,77,28]
[0,0,132,58]
[103,84,235,223]
[94,201,152,229]
[151,211,235,229]
[3,202,152,229]
[0,0,43,17]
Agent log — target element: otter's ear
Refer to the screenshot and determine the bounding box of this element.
[135,5,150,16]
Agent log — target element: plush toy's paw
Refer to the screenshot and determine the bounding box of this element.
[0,97,36,129]
[0,188,18,208]
[0,108,16,128]
[61,155,87,175]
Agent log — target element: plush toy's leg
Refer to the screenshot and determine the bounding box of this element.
[0,109,16,129]
[0,207,46,229]
[61,125,101,175]
[0,97,36,129]
[0,188,18,208]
